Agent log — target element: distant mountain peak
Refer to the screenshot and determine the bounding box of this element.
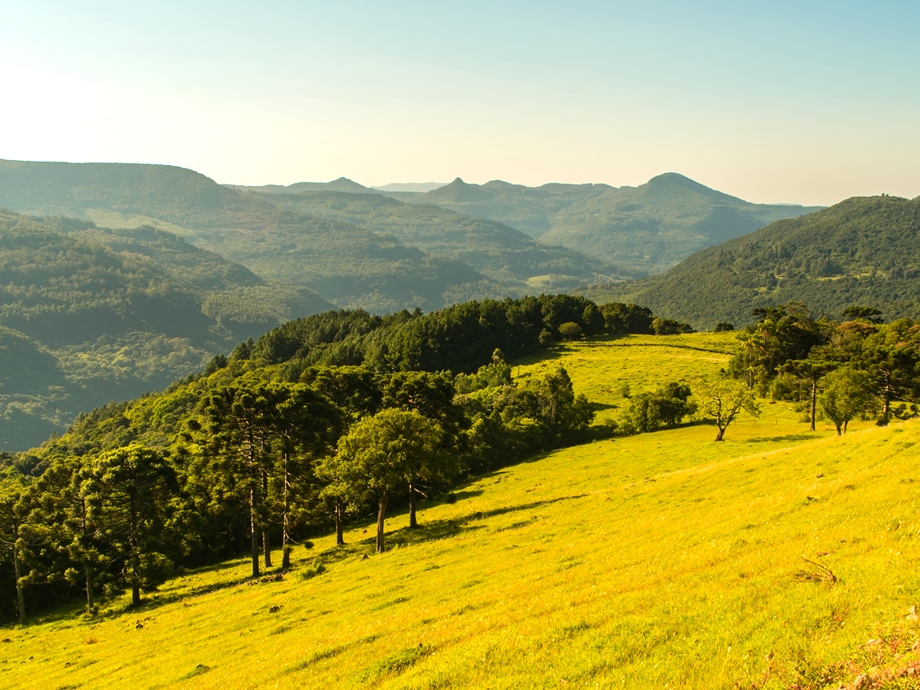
[644,172,744,204]
[371,182,447,193]
[424,177,491,202]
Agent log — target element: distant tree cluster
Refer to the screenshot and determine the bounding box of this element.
[728,301,920,433]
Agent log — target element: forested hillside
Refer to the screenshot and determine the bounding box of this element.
[579,195,920,328]
[0,293,666,623]
[0,160,501,312]
[411,174,821,274]
[237,189,627,290]
[0,209,331,450]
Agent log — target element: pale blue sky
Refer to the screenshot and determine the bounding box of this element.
[1,1,918,204]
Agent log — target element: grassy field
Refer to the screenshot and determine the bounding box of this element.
[5,334,920,689]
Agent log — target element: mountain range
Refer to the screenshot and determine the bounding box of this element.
[0,160,621,311]
[231,171,822,276]
[404,174,823,274]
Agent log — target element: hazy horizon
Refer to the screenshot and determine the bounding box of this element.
[2,1,919,206]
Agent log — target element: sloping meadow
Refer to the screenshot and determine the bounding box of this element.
[4,335,920,689]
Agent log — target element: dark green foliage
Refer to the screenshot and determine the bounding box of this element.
[726,302,920,429]
[335,408,444,551]
[842,305,883,324]
[83,445,178,605]
[599,303,654,335]
[252,294,611,376]
[620,382,696,434]
[458,365,595,474]
[581,196,920,328]
[652,318,694,335]
[728,303,825,389]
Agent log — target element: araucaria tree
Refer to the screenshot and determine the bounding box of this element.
[0,477,28,624]
[693,376,760,441]
[191,385,277,578]
[83,445,177,606]
[336,408,443,553]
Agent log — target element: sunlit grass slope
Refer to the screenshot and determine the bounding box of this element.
[6,334,920,689]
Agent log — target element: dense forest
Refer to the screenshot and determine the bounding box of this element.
[0,209,331,450]
[0,294,670,623]
[580,195,920,328]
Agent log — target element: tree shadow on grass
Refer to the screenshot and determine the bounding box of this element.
[316,493,588,562]
[745,433,817,444]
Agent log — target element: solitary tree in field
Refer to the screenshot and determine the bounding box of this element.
[693,377,759,441]
[819,367,876,435]
[336,409,442,553]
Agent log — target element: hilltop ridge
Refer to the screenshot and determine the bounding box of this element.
[579,193,920,327]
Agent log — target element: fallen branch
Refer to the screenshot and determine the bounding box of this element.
[794,557,837,584]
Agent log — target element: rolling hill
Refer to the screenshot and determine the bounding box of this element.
[6,334,920,688]
[412,174,822,275]
[0,160,501,313]
[0,208,331,450]
[578,194,920,328]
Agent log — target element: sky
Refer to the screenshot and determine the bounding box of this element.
[1,1,918,206]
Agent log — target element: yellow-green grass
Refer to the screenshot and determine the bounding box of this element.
[514,332,739,424]
[5,335,920,689]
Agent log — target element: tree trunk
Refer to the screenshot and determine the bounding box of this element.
[376,491,388,554]
[809,379,817,431]
[281,452,291,569]
[714,425,726,442]
[263,530,272,569]
[835,423,842,436]
[249,487,260,579]
[128,493,141,605]
[409,481,418,529]
[261,470,271,568]
[335,501,345,546]
[12,534,25,625]
[881,377,892,425]
[85,563,95,615]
